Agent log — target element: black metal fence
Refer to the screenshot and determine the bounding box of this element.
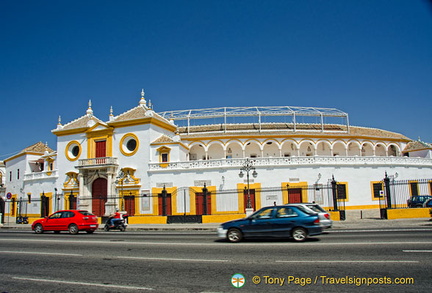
[2,178,353,223]
[380,177,432,209]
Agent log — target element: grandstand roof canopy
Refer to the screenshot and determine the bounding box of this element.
[159,106,348,120]
[158,106,350,133]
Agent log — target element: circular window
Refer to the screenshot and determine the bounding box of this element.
[120,133,139,156]
[65,141,82,161]
[71,145,80,157]
[126,138,137,152]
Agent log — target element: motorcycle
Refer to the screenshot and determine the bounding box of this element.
[104,216,127,232]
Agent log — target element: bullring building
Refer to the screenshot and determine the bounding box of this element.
[2,90,432,224]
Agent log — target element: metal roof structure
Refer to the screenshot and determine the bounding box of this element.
[158,106,350,134]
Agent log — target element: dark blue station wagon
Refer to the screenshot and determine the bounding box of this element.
[217,204,323,242]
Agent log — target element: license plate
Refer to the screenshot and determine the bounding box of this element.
[90,225,96,227]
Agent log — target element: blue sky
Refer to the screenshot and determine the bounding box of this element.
[1,0,431,159]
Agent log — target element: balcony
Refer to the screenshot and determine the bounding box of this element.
[148,156,432,171]
[24,170,58,181]
[77,157,118,169]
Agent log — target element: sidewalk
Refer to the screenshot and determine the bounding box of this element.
[1,217,432,231]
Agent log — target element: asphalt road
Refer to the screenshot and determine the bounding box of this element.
[0,228,431,292]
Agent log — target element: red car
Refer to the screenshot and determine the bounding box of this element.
[32,210,99,234]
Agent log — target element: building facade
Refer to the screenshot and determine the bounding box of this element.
[2,90,432,223]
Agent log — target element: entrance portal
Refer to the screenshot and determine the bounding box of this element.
[92,178,107,216]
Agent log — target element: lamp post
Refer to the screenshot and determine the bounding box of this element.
[115,170,124,211]
[239,158,258,213]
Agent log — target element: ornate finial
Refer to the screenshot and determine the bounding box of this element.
[148,99,152,109]
[57,116,62,125]
[109,106,114,121]
[86,100,93,116]
[139,89,147,107]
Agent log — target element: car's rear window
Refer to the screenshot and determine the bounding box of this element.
[306,205,326,213]
[296,205,316,215]
[78,211,94,216]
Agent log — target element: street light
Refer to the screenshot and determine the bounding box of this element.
[239,158,258,211]
[115,170,124,211]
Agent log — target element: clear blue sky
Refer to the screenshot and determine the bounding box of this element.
[1,0,431,159]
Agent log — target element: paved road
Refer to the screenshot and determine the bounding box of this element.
[1,228,431,292]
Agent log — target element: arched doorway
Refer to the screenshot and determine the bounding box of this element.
[92,178,107,216]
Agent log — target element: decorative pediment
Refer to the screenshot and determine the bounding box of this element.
[63,172,79,188]
[116,167,140,186]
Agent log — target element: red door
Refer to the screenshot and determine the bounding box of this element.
[158,193,172,216]
[124,195,135,216]
[195,192,211,215]
[243,189,256,211]
[95,140,106,164]
[92,178,107,216]
[288,188,302,203]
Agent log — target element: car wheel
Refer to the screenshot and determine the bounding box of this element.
[34,224,44,234]
[68,224,79,235]
[291,227,307,242]
[227,228,243,243]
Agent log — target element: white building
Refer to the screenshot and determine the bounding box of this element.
[2,90,432,223]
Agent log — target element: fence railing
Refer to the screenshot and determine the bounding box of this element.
[382,178,432,209]
[149,156,432,171]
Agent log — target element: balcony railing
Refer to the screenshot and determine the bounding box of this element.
[77,157,118,168]
[24,170,58,181]
[148,156,432,171]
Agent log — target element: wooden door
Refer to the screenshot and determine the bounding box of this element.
[158,193,172,216]
[195,192,211,215]
[124,195,135,216]
[288,188,302,203]
[92,178,107,216]
[243,189,256,211]
[95,140,106,164]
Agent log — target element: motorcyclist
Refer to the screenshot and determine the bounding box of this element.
[108,209,122,227]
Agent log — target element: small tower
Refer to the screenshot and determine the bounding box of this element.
[139,89,147,108]
[109,106,114,121]
[86,100,93,116]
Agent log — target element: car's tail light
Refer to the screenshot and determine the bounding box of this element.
[313,218,320,225]
[324,213,330,219]
[83,217,89,220]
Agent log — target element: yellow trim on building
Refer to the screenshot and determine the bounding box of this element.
[87,132,113,158]
[65,140,82,161]
[41,192,53,215]
[281,181,308,203]
[408,180,419,196]
[189,185,217,215]
[157,146,171,168]
[119,133,139,156]
[151,186,178,216]
[336,181,349,202]
[237,182,262,212]
[370,181,384,201]
[108,117,177,133]
[387,208,430,219]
